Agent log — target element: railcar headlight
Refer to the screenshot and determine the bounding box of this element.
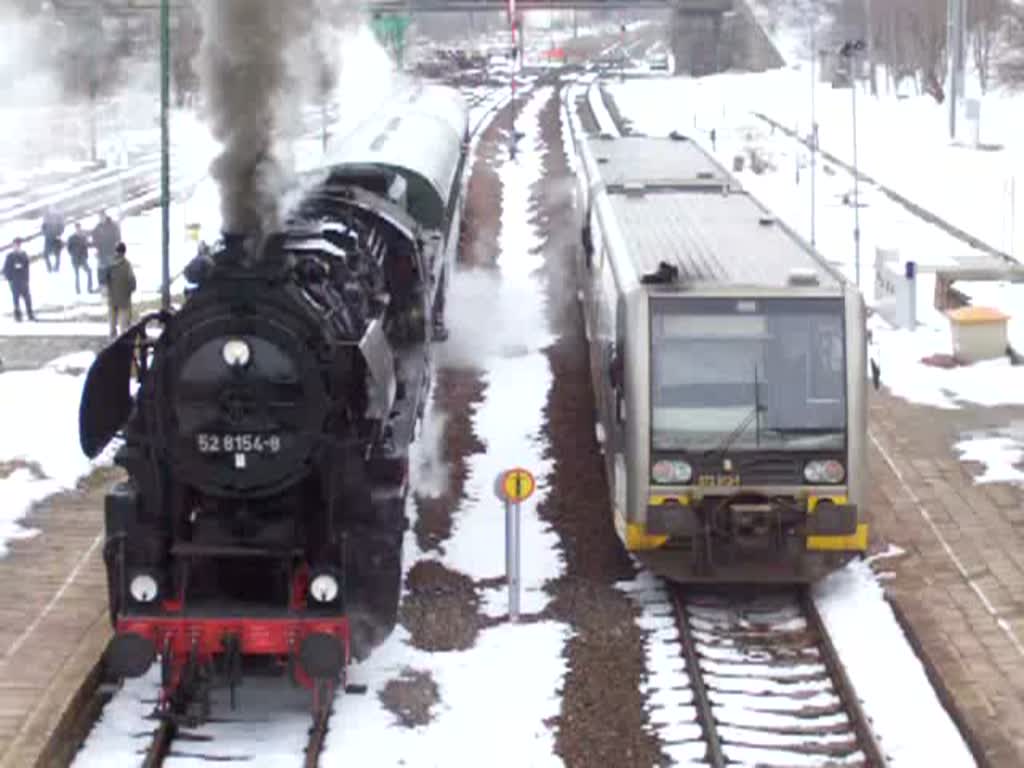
[222,338,251,368]
[804,460,846,484]
[310,573,340,603]
[652,460,693,484]
[129,573,159,603]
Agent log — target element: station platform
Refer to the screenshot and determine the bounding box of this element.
[0,468,114,768]
[868,390,1024,767]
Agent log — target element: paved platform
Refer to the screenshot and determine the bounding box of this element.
[0,467,115,768]
[868,390,1024,768]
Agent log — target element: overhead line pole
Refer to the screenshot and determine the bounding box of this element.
[160,0,171,311]
[809,6,817,249]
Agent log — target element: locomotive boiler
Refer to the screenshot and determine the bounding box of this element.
[79,84,467,720]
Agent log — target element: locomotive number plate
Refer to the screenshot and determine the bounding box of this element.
[196,433,282,454]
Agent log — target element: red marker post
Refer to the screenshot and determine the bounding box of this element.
[494,467,535,622]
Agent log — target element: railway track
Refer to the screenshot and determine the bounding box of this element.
[663,585,886,767]
[61,78,513,768]
[138,689,332,767]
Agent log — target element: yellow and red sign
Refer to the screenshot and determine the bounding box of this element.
[499,467,535,503]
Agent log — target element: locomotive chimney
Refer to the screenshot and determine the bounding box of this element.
[220,232,250,264]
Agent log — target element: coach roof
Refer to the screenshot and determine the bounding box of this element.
[587,134,730,190]
[326,84,468,231]
[585,135,841,291]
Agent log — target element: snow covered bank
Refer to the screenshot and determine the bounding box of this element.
[324,84,569,765]
[815,558,976,767]
[0,351,113,556]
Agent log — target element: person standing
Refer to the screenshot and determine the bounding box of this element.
[2,238,35,322]
[107,242,136,337]
[91,211,121,290]
[67,222,94,295]
[41,207,65,273]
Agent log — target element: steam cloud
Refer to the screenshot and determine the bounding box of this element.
[194,0,351,239]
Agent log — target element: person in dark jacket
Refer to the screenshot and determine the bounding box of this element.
[2,238,35,321]
[107,242,136,337]
[91,211,121,289]
[41,207,65,272]
[66,222,93,295]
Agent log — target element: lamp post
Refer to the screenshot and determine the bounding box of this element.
[809,10,817,249]
[840,40,865,288]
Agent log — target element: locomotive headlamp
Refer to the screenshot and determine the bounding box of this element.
[804,460,845,484]
[222,338,251,368]
[129,573,159,603]
[309,573,340,603]
[652,459,693,484]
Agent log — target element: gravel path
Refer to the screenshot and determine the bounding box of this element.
[532,85,664,768]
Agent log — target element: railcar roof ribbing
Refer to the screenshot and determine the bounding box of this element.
[589,135,730,189]
[588,136,842,291]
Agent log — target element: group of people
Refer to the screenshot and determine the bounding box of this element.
[2,209,137,336]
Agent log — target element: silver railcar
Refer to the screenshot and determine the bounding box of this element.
[570,125,868,582]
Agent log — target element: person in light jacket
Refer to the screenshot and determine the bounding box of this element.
[107,242,136,337]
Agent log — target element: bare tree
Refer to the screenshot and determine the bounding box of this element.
[998,3,1024,88]
[969,0,1004,92]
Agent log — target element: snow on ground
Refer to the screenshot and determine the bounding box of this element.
[740,32,1023,261]
[815,559,976,767]
[954,432,1024,485]
[609,76,1024,411]
[0,351,114,556]
[73,667,317,767]
[617,571,701,765]
[439,84,562,609]
[325,622,569,768]
[323,84,569,767]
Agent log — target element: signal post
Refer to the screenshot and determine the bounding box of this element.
[494,467,535,622]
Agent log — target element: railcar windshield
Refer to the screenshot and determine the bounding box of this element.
[651,297,846,451]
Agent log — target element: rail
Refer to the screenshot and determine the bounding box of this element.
[670,584,888,767]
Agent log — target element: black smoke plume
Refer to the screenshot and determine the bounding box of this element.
[194,0,344,241]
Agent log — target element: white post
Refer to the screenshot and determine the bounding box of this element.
[505,500,521,621]
[1011,176,1017,259]
[852,67,861,288]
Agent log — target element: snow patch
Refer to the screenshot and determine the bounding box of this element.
[954,435,1024,484]
[814,561,975,767]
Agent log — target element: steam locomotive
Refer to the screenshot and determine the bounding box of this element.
[79,85,468,720]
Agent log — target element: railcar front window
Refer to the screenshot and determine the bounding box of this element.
[651,299,846,451]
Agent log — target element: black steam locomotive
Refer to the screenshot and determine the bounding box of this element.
[79,85,468,719]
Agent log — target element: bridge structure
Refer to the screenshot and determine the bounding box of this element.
[49,0,778,77]
[366,0,730,11]
[368,0,740,76]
